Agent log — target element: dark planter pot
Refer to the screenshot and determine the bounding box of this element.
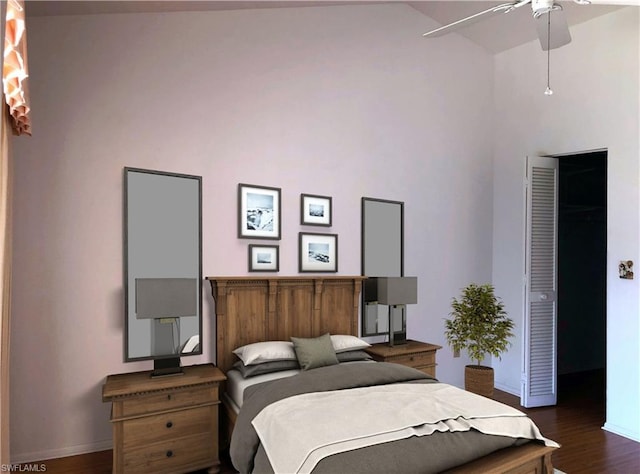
[465,365,494,397]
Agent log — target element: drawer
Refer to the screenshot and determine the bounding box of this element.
[118,385,217,418]
[387,351,435,369]
[123,432,214,474]
[417,366,436,378]
[123,406,214,448]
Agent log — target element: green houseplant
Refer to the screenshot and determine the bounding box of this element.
[444,283,514,397]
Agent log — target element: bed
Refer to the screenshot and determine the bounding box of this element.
[206,276,558,474]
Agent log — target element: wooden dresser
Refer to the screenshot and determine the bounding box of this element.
[365,340,442,377]
[102,364,226,474]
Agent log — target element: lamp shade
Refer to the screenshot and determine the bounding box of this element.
[377,277,418,305]
[135,278,197,319]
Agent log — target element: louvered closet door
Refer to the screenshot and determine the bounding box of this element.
[523,156,558,408]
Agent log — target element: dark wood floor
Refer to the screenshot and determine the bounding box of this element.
[493,369,639,473]
[18,370,640,473]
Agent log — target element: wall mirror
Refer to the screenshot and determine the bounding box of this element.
[124,167,202,375]
[361,197,404,337]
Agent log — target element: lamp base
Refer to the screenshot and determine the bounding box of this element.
[151,357,183,377]
[388,330,407,347]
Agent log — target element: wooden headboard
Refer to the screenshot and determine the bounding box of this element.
[206,276,365,373]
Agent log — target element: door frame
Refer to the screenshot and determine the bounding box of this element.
[522,149,608,408]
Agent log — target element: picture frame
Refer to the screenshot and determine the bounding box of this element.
[300,193,332,226]
[238,183,281,240]
[299,232,338,273]
[248,244,279,272]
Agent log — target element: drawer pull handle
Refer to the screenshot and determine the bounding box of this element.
[167,394,172,401]
[166,450,173,458]
[166,421,173,429]
[410,356,414,361]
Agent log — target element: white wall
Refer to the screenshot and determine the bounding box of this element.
[9,4,494,461]
[492,8,640,441]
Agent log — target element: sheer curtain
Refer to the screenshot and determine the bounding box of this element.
[1,0,29,464]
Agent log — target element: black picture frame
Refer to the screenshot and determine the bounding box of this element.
[238,183,281,240]
[248,244,280,272]
[300,193,332,226]
[299,232,338,273]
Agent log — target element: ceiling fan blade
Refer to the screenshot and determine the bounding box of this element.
[422,1,529,38]
[535,7,572,50]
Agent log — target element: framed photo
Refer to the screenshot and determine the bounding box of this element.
[300,193,332,226]
[238,183,281,240]
[299,232,338,273]
[248,244,279,272]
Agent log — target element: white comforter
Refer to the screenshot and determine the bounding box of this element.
[252,383,559,474]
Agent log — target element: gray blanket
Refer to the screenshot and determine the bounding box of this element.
[230,362,528,474]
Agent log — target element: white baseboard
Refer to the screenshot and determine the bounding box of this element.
[602,422,640,443]
[11,439,112,464]
[494,381,520,398]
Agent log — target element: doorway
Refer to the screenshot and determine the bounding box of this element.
[557,151,607,406]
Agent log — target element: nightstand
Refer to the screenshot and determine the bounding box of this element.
[365,340,442,377]
[102,363,226,474]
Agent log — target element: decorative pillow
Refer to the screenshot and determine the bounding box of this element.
[232,341,296,366]
[330,334,371,353]
[291,333,339,371]
[336,350,372,363]
[232,359,300,378]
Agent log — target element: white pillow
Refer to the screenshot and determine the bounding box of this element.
[330,335,371,353]
[232,341,296,366]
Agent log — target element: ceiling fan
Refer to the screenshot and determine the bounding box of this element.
[422,0,622,51]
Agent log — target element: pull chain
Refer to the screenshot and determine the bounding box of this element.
[544,12,553,95]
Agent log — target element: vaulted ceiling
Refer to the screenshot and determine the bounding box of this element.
[24,1,629,54]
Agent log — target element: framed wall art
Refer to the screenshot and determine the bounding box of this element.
[248,244,279,272]
[299,232,338,273]
[238,183,281,240]
[300,193,332,226]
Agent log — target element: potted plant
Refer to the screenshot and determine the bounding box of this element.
[444,283,514,397]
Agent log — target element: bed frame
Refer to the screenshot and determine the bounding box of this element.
[206,276,556,474]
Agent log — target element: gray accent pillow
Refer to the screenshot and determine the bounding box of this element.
[291,333,339,371]
[336,350,373,363]
[233,359,300,378]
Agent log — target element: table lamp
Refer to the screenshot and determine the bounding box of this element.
[376,276,418,346]
[135,277,197,376]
